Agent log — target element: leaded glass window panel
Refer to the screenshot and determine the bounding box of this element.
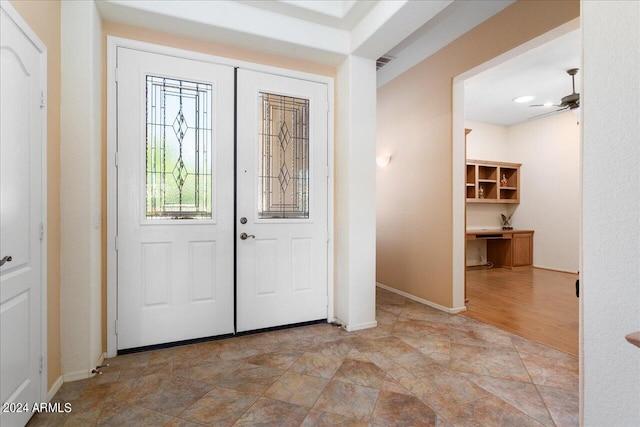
[146,76,212,219]
[258,93,310,219]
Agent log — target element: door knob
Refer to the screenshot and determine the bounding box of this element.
[0,255,12,266]
[240,233,255,240]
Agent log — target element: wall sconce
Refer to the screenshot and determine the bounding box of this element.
[376,155,391,167]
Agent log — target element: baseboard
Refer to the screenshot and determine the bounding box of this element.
[47,376,63,401]
[96,352,106,368]
[63,370,90,383]
[62,352,107,383]
[534,265,579,274]
[377,282,466,314]
[345,320,378,332]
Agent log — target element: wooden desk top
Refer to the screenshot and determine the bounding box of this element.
[466,229,534,239]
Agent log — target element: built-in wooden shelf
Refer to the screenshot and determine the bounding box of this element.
[466,159,521,204]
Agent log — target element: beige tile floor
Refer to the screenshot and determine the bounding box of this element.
[28,288,578,426]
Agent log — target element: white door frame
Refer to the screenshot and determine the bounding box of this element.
[106,36,335,357]
[0,0,48,401]
[451,18,580,310]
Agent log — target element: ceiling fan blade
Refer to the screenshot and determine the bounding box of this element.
[527,106,568,120]
[529,104,560,108]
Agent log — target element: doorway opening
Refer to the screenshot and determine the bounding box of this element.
[453,20,581,356]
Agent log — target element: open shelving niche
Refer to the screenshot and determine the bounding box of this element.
[466,159,521,204]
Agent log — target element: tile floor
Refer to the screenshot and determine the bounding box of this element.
[28,288,578,426]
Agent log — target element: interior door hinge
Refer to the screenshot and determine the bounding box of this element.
[114,152,119,167]
[326,100,330,114]
[115,236,119,251]
[39,223,44,241]
[40,91,45,108]
[114,67,118,82]
[39,356,44,374]
[115,320,118,335]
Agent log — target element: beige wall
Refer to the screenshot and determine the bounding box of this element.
[100,22,337,350]
[376,0,580,307]
[9,0,61,390]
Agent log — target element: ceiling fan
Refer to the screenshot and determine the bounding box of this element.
[528,68,580,120]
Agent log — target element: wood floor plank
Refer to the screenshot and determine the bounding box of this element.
[464,267,579,355]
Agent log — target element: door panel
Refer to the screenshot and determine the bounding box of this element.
[0,6,44,426]
[116,48,235,349]
[236,69,328,332]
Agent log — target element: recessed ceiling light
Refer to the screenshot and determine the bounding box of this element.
[513,95,535,103]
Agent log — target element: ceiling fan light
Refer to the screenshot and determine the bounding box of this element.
[513,95,535,103]
[543,102,555,107]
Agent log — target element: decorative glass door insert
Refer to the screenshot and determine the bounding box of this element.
[258,92,309,219]
[146,76,213,219]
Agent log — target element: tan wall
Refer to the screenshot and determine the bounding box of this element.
[101,22,337,350]
[376,0,580,307]
[9,0,62,390]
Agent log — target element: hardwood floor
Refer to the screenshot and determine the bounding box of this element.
[464,266,579,355]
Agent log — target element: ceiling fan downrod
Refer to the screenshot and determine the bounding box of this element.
[567,68,579,94]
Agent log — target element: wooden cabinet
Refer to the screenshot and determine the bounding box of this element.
[467,230,534,268]
[512,232,533,266]
[466,160,521,204]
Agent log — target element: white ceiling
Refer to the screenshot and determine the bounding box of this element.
[96,0,509,67]
[95,0,578,129]
[464,29,581,127]
[235,0,377,30]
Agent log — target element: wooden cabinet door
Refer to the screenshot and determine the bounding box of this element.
[513,233,533,266]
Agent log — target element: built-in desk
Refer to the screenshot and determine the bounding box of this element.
[466,229,534,268]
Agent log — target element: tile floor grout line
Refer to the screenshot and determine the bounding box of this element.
[512,335,559,427]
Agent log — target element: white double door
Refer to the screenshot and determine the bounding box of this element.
[117,49,328,350]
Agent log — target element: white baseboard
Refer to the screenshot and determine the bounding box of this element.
[62,370,89,383]
[346,320,378,332]
[47,376,64,401]
[62,352,107,383]
[534,265,579,274]
[377,282,466,314]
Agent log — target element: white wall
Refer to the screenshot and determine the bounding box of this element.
[466,121,510,162]
[335,55,377,331]
[508,113,580,272]
[582,1,640,424]
[465,113,580,272]
[60,0,103,381]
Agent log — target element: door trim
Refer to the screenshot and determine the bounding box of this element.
[106,36,334,357]
[0,0,48,401]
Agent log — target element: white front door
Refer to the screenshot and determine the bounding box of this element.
[115,48,330,348]
[236,69,328,332]
[0,4,45,426]
[116,48,235,350]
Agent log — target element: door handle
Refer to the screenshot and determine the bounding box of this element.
[240,233,255,240]
[0,255,12,266]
